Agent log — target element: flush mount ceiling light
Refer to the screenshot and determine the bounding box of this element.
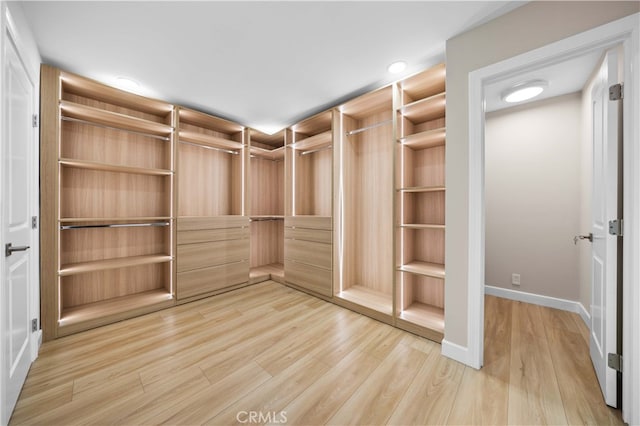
[387,61,407,74]
[113,76,141,92]
[502,80,548,103]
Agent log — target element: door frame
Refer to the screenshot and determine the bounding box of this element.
[0,2,41,423]
[467,13,639,424]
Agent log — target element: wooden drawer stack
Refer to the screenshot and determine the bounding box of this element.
[284,216,332,297]
[176,217,250,300]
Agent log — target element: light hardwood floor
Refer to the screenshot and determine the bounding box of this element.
[11,281,622,425]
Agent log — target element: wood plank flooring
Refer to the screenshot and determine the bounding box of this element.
[10,282,622,425]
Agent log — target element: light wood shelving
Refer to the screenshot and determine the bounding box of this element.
[335,87,394,318]
[176,109,249,300]
[284,111,334,298]
[395,63,447,341]
[249,130,285,284]
[41,65,176,340]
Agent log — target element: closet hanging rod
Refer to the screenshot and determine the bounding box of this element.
[60,116,171,141]
[179,140,239,155]
[60,222,170,230]
[299,145,332,156]
[346,119,393,136]
[250,218,284,222]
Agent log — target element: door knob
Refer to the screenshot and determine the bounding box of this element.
[573,233,593,245]
[5,243,30,257]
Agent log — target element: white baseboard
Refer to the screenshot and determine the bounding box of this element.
[485,285,590,330]
[441,339,476,368]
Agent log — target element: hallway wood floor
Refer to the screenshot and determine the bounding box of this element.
[11,281,622,425]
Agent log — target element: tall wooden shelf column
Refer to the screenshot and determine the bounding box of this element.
[284,110,334,298]
[395,63,447,342]
[334,86,395,323]
[248,130,285,284]
[40,65,176,340]
[176,108,249,302]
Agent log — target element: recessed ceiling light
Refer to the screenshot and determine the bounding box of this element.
[113,76,140,92]
[388,61,407,74]
[502,80,548,103]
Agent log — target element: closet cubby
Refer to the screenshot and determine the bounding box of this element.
[41,66,176,340]
[334,87,394,319]
[176,108,249,301]
[395,63,446,341]
[249,130,285,284]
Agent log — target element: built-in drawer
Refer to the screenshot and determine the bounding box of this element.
[177,260,249,300]
[284,216,331,230]
[284,227,331,244]
[177,216,249,231]
[285,259,332,297]
[284,239,331,270]
[178,227,248,245]
[177,239,249,273]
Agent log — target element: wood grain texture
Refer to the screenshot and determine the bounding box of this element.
[40,64,61,341]
[250,220,284,268]
[10,289,622,426]
[284,215,331,230]
[177,216,248,231]
[249,155,283,216]
[284,260,332,297]
[177,239,249,272]
[283,238,331,269]
[284,227,332,244]
[177,261,249,300]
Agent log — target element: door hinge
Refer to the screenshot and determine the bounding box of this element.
[609,219,623,236]
[608,353,623,372]
[32,216,38,229]
[32,114,39,128]
[31,318,38,332]
[609,83,623,101]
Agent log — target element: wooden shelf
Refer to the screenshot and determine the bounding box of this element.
[59,158,172,176]
[398,302,444,333]
[179,130,243,151]
[400,224,445,230]
[289,130,332,151]
[397,185,445,193]
[400,127,446,150]
[60,254,172,276]
[337,285,392,315]
[60,100,173,137]
[401,64,446,100]
[59,288,174,329]
[60,217,171,224]
[398,261,445,279]
[250,215,284,220]
[341,86,392,119]
[398,93,446,123]
[61,71,173,116]
[250,263,284,279]
[178,108,244,134]
[250,145,284,160]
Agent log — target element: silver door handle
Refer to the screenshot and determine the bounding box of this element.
[573,233,593,245]
[5,243,30,257]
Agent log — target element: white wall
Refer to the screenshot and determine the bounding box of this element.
[485,93,583,301]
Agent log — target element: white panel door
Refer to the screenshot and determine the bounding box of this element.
[1,31,34,424]
[590,48,620,408]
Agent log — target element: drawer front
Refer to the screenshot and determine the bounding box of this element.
[177,216,249,231]
[284,227,331,244]
[177,239,249,272]
[284,239,331,270]
[177,260,249,299]
[178,227,249,245]
[285,260,332,297]
[284,216,331,230]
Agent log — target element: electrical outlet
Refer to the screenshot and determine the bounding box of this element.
[512,273,521,286]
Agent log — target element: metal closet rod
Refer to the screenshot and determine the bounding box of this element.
[60,222,170,230]
[345,119,393,136]
[299,145,332,156]
[250,218,284,222]
[61,116,171,141]
[180,140,239,155]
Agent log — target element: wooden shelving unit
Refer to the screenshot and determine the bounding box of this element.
[176,108,249,301]
[334,87,394,319]
[284,111,334,298]
[249,130,285,284]
[395,63,447,341]
[40,65,176,340]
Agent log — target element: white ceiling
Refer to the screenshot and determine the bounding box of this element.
[20,1,524,134]
[485,49,604,112]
